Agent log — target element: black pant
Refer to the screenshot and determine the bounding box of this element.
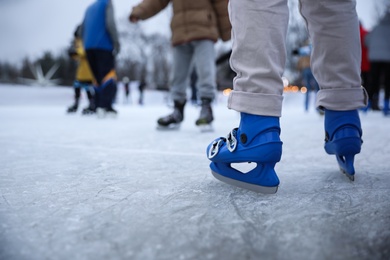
[86,49,117,108]
[369,62,390,101]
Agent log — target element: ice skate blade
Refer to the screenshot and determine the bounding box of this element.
[336,155,355,181]
[105,112,117,119]
[211,170,278,194]
[96,108,117,119]
[82,111,95,116]
[198,124,214,133]
[156,124,181,131]
[97,112,117,119]
[339,167,355,181]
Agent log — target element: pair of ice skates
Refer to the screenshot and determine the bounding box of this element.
[67,102,96,115]
[157,98,214,131]
[207,109,362,194]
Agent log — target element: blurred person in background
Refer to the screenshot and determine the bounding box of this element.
[122,76,130,104]
[81,0,120,117]
[129,0,231,131]
[67,25,95,115]
[365,12,390,116]
[292,40,320,113]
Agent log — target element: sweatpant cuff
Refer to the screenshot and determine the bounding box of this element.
[316,87,368,111]
[228,91,283,117]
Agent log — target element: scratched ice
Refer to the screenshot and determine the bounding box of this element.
[0,84,389,260]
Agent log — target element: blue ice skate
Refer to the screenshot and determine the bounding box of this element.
[324,109,362,181]
[206,113,282,194]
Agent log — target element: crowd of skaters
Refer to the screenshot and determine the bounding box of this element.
[66,0,230,124]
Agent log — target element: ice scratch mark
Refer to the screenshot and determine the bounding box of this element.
[2,194,11,207]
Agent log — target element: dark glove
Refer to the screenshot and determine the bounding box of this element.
[292,49,299,55]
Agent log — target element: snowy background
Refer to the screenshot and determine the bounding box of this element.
[0,84,389,260]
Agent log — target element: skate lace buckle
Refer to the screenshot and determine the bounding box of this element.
[226,128,238,152]
[208,137,226,159]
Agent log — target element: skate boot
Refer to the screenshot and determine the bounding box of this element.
[207,113,282,194]
[105,107,118,118]
[383,100,389,116]
[195,98,214,132]
[82,106,96,115]
[97,107,117,118]
[157,101,185,130]
[324,109,362,181]
[82,98,96,115]
[66,102,79,113]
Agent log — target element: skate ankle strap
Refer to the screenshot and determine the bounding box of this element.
[227,128,238,152]
[208,137,226,159]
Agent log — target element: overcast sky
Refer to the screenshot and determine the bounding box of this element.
[0,0,377,64]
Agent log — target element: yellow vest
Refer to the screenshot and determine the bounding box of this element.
[73,38,94,82]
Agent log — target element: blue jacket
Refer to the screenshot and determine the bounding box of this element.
[82,0,120,53]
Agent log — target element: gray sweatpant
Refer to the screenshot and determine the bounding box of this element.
[227,0,368,117]
[171,40,216,103]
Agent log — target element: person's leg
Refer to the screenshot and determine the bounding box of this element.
[302,68,312,111]
[299,0,367,110]
[81,84,96,114]
[361,71,369,90]
[227,0,288,117]
[157,44,193,128]
[383,63,390,115]
[300,0,366,179]
[67,81,81,113]
[90,50,117,113]
[193,40,216,127]
[206,0,288,193]
[193,40,216,101]
[171,44,193,103]
[86,50,100,84]
[367,62,381,110]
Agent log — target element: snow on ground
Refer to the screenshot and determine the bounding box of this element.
[0,84,389,260]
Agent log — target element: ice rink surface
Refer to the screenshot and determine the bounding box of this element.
[0,84,389,260]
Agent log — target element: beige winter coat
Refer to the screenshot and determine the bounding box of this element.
[130,0,231,45]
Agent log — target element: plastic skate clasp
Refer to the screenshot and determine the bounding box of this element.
[208,137,226,159]
[226,128,238,152]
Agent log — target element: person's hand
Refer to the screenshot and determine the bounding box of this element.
[292,49,299,55]
[129,13,139,23]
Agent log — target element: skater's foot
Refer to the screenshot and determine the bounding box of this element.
[207,113,282,193]
[195,98,214,132]
[97,107,118,118]
[157,110,183,130]
[67,104,78,113]
[157,100,185,130]
[81,106,96,115]
[324,109,362,180]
